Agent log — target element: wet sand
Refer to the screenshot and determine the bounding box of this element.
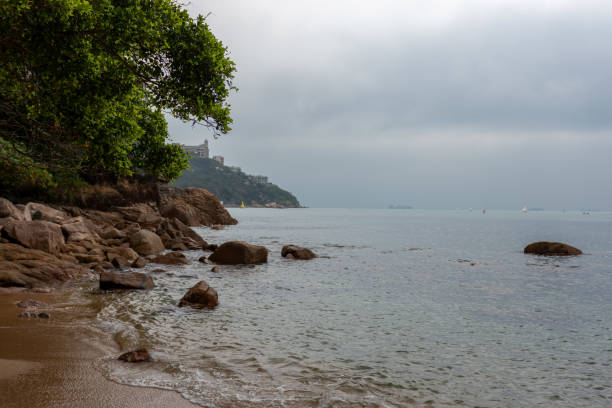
[0,289,198,408]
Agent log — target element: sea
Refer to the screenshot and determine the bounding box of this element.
[95,208,612,407]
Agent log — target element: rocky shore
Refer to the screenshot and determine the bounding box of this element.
[0,185,236,290]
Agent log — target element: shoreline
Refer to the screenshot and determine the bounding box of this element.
[0,286,199,408]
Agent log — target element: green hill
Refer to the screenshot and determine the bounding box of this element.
[172,157,301,208]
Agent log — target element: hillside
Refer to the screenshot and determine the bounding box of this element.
[173,157,301,208]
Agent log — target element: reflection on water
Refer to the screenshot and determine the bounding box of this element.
[97,209,612,407]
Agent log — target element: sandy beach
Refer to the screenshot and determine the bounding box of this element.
[0,288,198,408]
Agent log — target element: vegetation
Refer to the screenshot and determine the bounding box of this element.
[0,0,235,201]
[173,157,301,208]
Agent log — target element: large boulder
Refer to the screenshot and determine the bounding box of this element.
[0,197,28,220]
[151,252,190,265]
[157,217,207,250]
[178,280,218,309]
[159,185,237,227]
[115,203,164,229]
[61,216,100,244]
[524,241,582,256]
[0,244,86,287]
[25,202,66,223]
[129,230,164,256]
[1,220,65,254]
[281,245,317,260]
[99,270,154,290]
[208,241,268,265]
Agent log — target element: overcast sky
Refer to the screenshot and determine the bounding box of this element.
[168,0,612,209]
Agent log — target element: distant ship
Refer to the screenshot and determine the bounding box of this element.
[522,206,527,213]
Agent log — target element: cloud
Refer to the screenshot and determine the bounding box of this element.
[168,1,612,209]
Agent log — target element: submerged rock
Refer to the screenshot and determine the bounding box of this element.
[208,241,268,265]
[178,280,218,309]
[19,311,50,319]
[524,241,582,256]
[16,299,49,309]
[118,349,152,363]
[151,252,190,265]
[99,270,154,290]
[281,245,317,260]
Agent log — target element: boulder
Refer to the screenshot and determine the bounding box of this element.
[116,203,163,229]
[157,217,207,249]
[211,225,224,230]
[0,244,86,287]
[129,230,164,256]
[151,252,190,265]
[99,270,154,290]
[106,247,140,264]
[159,185,237,227]
[198,256,209,264]
[61,216,100,244]
[110,256,131,269]
[281,245,317,260]
[118,349,152,363]
[208,241,268,265]
[2,220,65,254]
[25,202,66,223]
[0,197,27,220]
[178,280,218,309]
[205,244,218,252]
[98,226,126,240]
[524,242,582,256]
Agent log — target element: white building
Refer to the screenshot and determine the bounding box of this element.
[181,139,209,159]
[212,155,224,165]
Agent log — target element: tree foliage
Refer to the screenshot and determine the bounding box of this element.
[0,0,235,198]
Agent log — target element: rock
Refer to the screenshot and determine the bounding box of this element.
[131,257,147,268]
[16,299,49,309]
[211,266,219,272]
[106,247,140,264]
[1,220,65,254]
[208,241,268,265]
[0,244,86,287]
[99,270,154,290]
[129,230,165,256]
[281,245,317,260]
[211,225,224,230]
[118,349,152,363]
[157,217,207,250]
[0,197,27,220]
[524,241,582,256]
[198,256,209,264]
[98,226,126,240]
[159,185,237,227]
[61,216,100,244]
[151,252,190,265]
[178,280,218,309]
[115,203,164,229]
[25,202,67,223]
[205,244,218,252]
[285,253,295,260]
[151,268,165,273]
[110,256,130,269]
[74,253,105,264]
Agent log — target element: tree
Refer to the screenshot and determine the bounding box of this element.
[0,0,236,198]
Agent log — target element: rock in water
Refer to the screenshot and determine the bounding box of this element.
[198,256,209,264]
[208,241,268,265]
[129,230,165,256]
[524,241,582,256]
[281,245,317,260]
[99,270,154,290]
[118,349,152,363]
[178,280,218,309]
[131,257,147,268]
[151,252,190,265]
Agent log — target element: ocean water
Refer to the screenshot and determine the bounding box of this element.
[96,209,612,407]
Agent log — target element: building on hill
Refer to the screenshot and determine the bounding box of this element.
[251,175,268,184]
[228,166,241,173]
[181,139,209,159]
[212,155,224,165]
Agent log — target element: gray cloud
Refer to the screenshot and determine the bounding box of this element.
[168,1,612,209]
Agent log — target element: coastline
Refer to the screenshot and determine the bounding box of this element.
[0,287,198,408]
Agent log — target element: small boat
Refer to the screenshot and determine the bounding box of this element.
[241,201,245,208]
[522,206,527,213]
[482,208,487,214]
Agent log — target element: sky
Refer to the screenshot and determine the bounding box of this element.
[167,0,612,209]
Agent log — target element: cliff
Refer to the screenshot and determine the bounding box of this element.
[172,157,301,208]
